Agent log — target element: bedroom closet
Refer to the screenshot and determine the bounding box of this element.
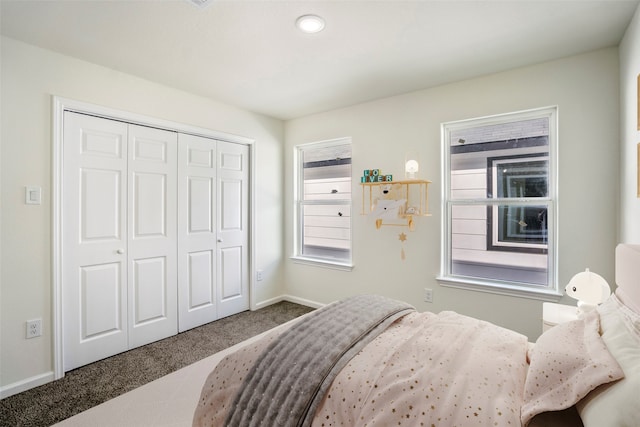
[61,111,249,371]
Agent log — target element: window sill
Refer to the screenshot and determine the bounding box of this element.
[290,256,354,271]
[436,275,563,302]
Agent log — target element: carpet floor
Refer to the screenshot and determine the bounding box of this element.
[0,301,314,427]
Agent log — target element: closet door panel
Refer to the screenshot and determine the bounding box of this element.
[219,246,243,299]
[188,250,214,308]
[133,256,168,324]
[189,177,214,232]
[128,124,178,349]
[63,112,128,371]
[217,142,249,318]
[177,134,218,332]
[133,172,167,237]
[220,180,242,231]
[81,263,122,338]
[81,169,121,240]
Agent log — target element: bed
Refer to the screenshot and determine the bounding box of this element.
[56,244,640,427]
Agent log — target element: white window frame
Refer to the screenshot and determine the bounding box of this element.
[438,107,561,300]
[291,137,353,270]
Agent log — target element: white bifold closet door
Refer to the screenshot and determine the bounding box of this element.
[63,112,178,371]
[177,134,249,331]
[62,112,249,371]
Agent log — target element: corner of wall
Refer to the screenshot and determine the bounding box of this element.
[619,3,640,243]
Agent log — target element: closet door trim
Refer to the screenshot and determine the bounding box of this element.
[52,96,255,380]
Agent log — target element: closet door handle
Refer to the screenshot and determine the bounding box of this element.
[217,238,223,243]
[116,249,125,254]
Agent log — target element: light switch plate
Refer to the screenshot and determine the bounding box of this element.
[25,186,41,205]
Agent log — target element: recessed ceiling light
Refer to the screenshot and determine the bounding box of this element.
[296,15,325,34]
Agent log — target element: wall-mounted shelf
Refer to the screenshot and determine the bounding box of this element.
[360,179,431,230]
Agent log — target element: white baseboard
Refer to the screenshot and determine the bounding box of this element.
[280,294,325,309]
[0,371,54,399]
[253,294,324,311]
[252,295,285,310]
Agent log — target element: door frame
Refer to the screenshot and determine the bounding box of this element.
[52,96,256,380]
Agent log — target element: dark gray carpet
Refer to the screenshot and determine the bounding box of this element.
[0,301,314,427]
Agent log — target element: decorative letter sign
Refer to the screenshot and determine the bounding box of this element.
[361,169,392,183]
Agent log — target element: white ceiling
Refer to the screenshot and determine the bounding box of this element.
[1,0,638,120]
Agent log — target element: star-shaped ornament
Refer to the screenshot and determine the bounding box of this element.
[399,232,407,242]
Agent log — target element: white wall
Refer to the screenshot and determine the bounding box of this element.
[0,37,285,394]
[285,48,620,341]
[620,5,640,243]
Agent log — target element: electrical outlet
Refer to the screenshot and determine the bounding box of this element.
[26,319,42,339]
[256,270,263,281]
[424,288,433,303]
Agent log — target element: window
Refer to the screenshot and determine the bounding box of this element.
[293,138,352,269]
[439,107,559,298]
[488,154,548,253]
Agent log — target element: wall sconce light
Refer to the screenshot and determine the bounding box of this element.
[564,268,611,315]
[405,152,419,180]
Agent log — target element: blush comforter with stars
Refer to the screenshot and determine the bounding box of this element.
[193,296,622,427]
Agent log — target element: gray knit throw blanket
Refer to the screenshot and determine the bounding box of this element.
[224,294,415,427]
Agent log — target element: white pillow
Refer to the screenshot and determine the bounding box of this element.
[521,308,623,426]
[577,295,640,426]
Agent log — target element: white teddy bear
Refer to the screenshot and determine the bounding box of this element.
[564,268,611,314]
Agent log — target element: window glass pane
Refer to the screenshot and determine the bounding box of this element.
[301,204,351,255]
[495,205,548,246]
[450,118,549,200]
[303,174,351,201]
[296,139,352,265]
[493,157,548,199]
[302,144,351,166]
[450,117,549,146]
[451,202,549,286]
[489,204,548,253]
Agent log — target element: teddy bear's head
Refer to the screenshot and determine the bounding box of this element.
[564,268,611,308]
[380,183,402,199]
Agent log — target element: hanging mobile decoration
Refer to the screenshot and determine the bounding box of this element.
[399,232,407,260]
